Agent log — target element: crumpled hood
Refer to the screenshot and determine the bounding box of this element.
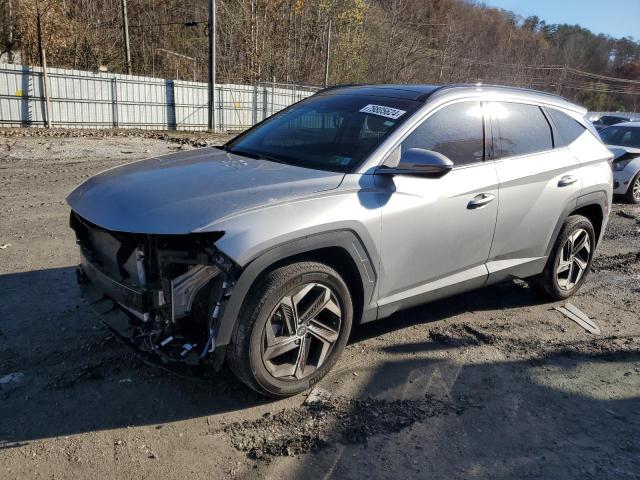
[608,145,640,161]
[66,148,345,234]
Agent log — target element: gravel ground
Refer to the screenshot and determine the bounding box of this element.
[0,129,639,479]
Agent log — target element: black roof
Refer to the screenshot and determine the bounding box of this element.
[316,84,442,101]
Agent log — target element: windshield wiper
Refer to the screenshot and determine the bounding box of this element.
[228,148,287,164]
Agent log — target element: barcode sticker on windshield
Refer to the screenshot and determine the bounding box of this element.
[360,104,406,120]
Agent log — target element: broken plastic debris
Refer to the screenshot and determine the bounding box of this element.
[0,243,11,250]
[617,210,637,220]
[180,343,196,357]
[0,372,24,385]
[305,387,332,405]
[555,303,601,335]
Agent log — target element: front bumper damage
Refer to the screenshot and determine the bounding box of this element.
[613,169,634,195]
[71,212,238,373]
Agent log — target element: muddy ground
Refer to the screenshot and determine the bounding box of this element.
[0,129,639,479]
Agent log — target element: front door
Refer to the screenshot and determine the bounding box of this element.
[377,101,499,317]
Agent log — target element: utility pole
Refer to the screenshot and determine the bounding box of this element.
[208,0,217,132]
[324,19,332,88]
[36,0,51,128]
[7,0,14,63]
[556,65,567,95]
[41,48,53,128]
[35,0,44,67]
[35,0,51,127]
[121,0,132,75]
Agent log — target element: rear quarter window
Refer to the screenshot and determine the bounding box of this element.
[547,108,587,147]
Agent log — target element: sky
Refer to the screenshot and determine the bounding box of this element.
[481,0,639,40]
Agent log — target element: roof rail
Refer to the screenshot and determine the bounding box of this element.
[438,83,570,102]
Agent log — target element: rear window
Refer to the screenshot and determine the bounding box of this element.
[547,109,586,146]
[491,102,553,158]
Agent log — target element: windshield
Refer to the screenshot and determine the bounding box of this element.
[600,126,640,148]
[225,94,421,172]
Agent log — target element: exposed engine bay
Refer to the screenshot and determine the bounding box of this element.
[70,212,238,369]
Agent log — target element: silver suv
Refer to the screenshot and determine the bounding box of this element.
[68,84,613,397]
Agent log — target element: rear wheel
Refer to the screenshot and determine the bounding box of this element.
[530,215,595,300]
[226,261,352,397]
[624,171,640,204]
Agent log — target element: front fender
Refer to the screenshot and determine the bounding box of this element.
[208,174,384,349]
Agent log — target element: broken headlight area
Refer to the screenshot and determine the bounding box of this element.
[70,212,237,367]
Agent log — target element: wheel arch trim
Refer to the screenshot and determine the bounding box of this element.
[215,229,377,349]
[545,190,608,258]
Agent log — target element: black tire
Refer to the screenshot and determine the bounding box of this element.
[529,215,595,300]
[624,171,640,204]
[226,261,353,397]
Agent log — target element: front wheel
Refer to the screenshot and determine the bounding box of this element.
[226,261,353,397]
[529,215,595,300]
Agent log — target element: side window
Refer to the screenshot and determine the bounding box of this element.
[491,102,553,158]
[401,101,484,166]
[600,127,640,147]
[547,108,586,147]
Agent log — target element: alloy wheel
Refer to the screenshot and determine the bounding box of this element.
[260,282,342,380]
[556,228,591,291]
[633,177,640,202]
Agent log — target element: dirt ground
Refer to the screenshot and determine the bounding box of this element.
[0,129,639,479]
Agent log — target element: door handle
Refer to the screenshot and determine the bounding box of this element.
[467,193,496,209]
[558,175,578,187]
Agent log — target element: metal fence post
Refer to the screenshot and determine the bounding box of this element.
[252,84,258,125]
[217,84,224,132]
[263,84,268,121]
[112,77,119,128]
[166,79,177,130]
[270,80,275,116]
[174,80,179,130]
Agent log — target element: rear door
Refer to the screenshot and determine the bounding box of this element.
[487,101,583,281]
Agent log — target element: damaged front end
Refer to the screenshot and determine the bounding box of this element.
[70,212,238,371]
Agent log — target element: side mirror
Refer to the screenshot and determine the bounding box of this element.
[378,148,453,178]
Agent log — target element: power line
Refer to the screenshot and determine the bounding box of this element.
[89,20,206,29]
[419,49,640,85]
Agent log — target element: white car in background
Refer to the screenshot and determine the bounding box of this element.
[600,122,640,204]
